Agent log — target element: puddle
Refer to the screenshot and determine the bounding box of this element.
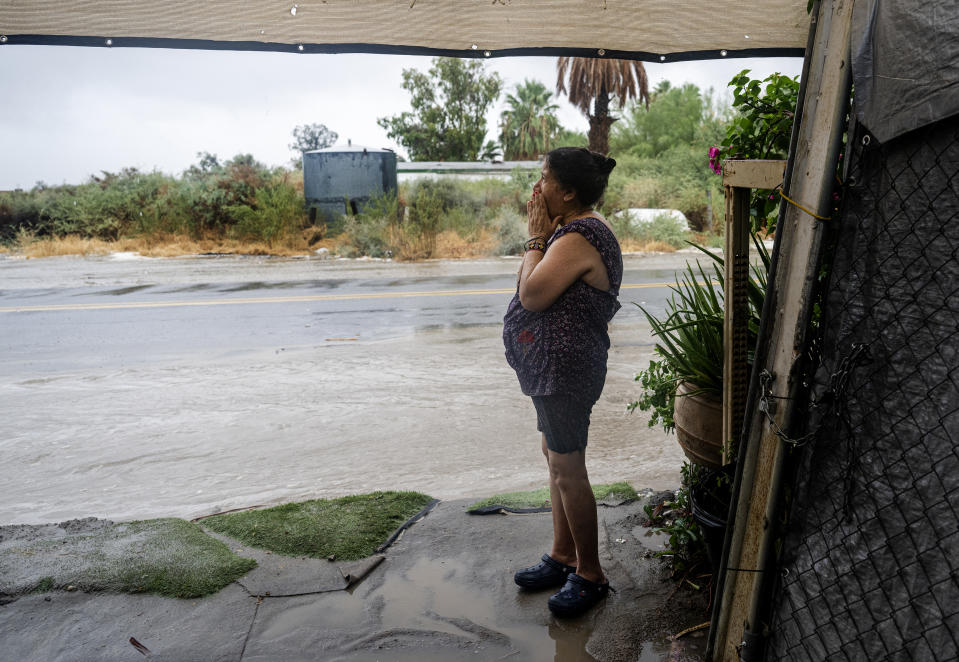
[633,525,670,554]
[161,283,215,294]
[78,284,154,296]
[260,592,368,636]
[221,281,312,292]
[368,557,599,661]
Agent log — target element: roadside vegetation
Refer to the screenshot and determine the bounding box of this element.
[1,67,792,261]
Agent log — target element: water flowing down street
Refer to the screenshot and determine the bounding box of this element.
[0,251,703,524]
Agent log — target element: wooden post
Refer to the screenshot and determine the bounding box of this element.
[722,161,786,465]
[711,0,854,659]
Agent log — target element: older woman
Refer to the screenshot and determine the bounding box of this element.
[503,147,622,617]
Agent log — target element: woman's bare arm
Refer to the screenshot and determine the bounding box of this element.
[518,232,604,312]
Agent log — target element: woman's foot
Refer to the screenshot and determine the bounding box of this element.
[514,554,577,589]
[547,573,612,617]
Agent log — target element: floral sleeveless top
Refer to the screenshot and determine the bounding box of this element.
[503,217,623,401]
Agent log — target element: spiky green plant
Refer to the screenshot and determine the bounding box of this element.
[630,236,769,427]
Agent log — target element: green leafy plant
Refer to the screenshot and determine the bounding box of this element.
[710,70,799,233]
[630,237,769,425]
[229,173,306,246]
[643,462,707,576]
[640,254,725,395]
[627,358,677,432]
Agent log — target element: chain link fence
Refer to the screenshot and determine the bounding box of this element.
[762,114,959,660]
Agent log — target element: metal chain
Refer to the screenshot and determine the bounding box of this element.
[757,343,872,448]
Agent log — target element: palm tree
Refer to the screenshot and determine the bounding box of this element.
[556,57,650,155]
[499,79,562,160]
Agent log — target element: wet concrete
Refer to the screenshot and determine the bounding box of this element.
[0,498,708,662]
[0,252,700,525]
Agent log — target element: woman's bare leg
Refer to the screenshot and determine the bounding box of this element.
[543,434,577,566]
[547,448,604,584]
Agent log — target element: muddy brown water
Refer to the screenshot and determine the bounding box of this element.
[0,253,690,525]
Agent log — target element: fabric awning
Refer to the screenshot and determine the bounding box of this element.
[2,0,809,61]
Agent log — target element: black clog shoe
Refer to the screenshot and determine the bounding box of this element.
[514,554,576,589]
[547,573,612,617]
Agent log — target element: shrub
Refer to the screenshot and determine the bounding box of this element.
[229,174,306,246]
[612,211,691,248]
[489,204,527,255]
[336,214,392,258]
[0,189,45,243]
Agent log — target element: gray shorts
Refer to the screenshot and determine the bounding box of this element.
[531,394,594,454]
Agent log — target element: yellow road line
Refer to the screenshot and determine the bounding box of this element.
[0,281,682,314]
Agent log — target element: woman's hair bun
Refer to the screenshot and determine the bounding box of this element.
[593,153,616,175]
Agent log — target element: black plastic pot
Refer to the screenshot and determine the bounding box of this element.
[690,464,734,575]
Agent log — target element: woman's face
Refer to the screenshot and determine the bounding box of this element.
[532,162,572,217]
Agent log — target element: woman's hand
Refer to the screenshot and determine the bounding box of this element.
[527,192,561,239]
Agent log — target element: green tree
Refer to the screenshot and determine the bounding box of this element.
[556,57,650,155]
[289,123,338,168]
[611,83,726,158]
[553,127,589,149]
[378,57,502,161]
[480,140,502,162]
[498,79,561,160]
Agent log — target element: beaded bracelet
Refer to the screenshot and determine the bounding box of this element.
[524,237,547,252]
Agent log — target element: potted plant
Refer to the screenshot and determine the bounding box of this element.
[630,237,769,467]
[633,238,767,575]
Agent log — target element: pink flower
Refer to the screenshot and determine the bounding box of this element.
[708,146,723,174]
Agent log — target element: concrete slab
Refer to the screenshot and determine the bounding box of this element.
[0,497,709,661]
[201,528,349,597]
[0,583,255,662]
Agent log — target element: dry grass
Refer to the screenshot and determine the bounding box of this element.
[433,228,498,259]
[12,228,336,259]
[12,231,682,260]
[386,224,435,261]
[21,235,118,258]
[382,227,501,261]
[8,225,675,261]
[619,238,678,253]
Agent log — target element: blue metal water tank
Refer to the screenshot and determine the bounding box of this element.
[303,145,397,223]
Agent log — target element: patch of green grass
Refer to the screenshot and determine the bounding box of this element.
[0,518,256,599]
[115,519,258,597]
[201,491,434,561]
[469,488,553,511]
[467,482,638,512]
[592,482,640,503]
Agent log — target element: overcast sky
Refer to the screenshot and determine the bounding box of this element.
[0,46,802,190]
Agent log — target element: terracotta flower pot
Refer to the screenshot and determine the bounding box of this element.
[673,381,723,469]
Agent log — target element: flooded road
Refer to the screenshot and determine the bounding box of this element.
[0,252,701,524]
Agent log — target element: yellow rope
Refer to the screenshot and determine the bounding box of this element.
[670,621,711,640]
[777,187,832,221]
